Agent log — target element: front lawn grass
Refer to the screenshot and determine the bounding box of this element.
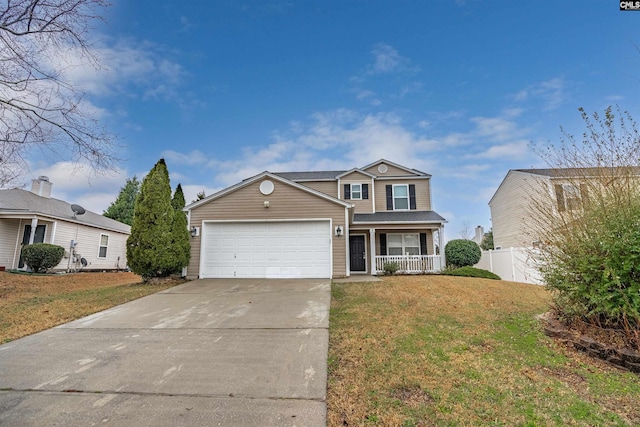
[0,271,179,343]
[328,275,640,426]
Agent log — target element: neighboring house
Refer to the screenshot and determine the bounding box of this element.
[184,159,447,279]
[0,177,130,272]
[489,168,595,249]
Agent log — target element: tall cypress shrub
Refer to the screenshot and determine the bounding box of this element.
[127,159,175,280]
[170,183,191,275]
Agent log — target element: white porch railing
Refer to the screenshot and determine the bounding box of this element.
[375,255,443,274]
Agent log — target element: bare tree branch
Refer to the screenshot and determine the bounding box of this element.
[0,0,116,187]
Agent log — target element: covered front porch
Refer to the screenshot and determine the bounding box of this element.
[348,211,447,276]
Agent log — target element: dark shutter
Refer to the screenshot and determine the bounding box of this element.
[420,233,427,255]
[580,184,589,206]
[380,233,387,255]
[555,184,565,212]
[409,184,417,210]
[386,185,393,210]
[344,184,350,200]
[362,184,369,200]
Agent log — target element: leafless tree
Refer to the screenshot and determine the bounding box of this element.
[458,221,472,240]
[0,0,116,187]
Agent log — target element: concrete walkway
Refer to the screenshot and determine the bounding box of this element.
[0,279,330,426]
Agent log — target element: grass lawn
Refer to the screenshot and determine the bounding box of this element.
[328,275,640,426]
[0,271,180,343]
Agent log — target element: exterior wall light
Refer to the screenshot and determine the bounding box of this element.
[264,201,270,208]
[190,226,199,237]
[335,226,343,237]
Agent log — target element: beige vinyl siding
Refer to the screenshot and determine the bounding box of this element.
[364,163,419,177]
[489,171,549,249]
[0,218,20,268]
[299,181,338,198]
[341,172,374,214]
[188,178,348,279]
[49,221,129,271]
[374,179,431,212]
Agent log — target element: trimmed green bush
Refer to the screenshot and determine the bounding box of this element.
[444,239,481,268]
[21,243,65,273]
[442,266,500,280]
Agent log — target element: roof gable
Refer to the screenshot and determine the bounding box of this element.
[336,168,376,179]
[361,159,431,177]
[185,171,353,211]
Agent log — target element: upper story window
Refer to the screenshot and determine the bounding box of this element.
[393,185,409,210]
[344,183,368,200]
[98,234,109,258]
[351,184,362,200]
[386,184,417,210]
[555,183,586,212]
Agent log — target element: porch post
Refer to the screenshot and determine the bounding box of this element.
[439,225,446,271]
[369,228,376,275]
[28,218,38,244]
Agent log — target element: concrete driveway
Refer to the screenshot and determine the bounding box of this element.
[0,278,330,426]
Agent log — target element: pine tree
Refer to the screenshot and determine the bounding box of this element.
[103,176,140,225]
[126,159,175,280]
[169,184,191,275]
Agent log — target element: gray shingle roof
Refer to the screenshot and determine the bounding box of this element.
[353,211,446,223]
[0,189,130,234]
[515,166,640,178]
[272,171,346,180]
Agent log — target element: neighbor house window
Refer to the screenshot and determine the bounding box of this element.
[393,185,409,210]
[555,183,584,212]
[98,234,109,258]
[387,233,420,256]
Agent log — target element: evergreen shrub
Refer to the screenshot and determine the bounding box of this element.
[444,239,481,268]
[21,243,65,273]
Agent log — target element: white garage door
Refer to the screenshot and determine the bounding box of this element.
[201,221,331,278]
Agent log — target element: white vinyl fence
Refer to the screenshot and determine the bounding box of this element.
[475,247,543,285]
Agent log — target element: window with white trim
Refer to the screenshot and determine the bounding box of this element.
[393,185,409,210]
[562,184,581,210]
[351,183,362,200]
[98,234,109,258]
[387,233,420,255]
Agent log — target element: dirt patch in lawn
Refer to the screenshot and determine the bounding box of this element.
[0,271,182,343]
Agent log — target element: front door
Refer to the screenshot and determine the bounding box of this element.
[349,235,366,272]
[18,224,46,268]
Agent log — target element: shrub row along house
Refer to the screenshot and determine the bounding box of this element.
[0,177,130,272]
[184,159,447,279]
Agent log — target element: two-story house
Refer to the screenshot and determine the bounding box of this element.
[184,159,446,279]
[489,168,594,249]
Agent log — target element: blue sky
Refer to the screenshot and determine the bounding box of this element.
[21,0,640,240]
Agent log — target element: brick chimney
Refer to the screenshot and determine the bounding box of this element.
[31,176,52,198]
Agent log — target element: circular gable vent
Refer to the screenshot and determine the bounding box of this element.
[260,180,275,195]
[378,164,388,174]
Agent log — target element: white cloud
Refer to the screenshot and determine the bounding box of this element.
[512,76,568,111]
[473,140,529,159]
[162,149,209,166]
[369,43,417,74]
[21,161,129,214]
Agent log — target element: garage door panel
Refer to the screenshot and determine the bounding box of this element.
[202,221,330,279]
